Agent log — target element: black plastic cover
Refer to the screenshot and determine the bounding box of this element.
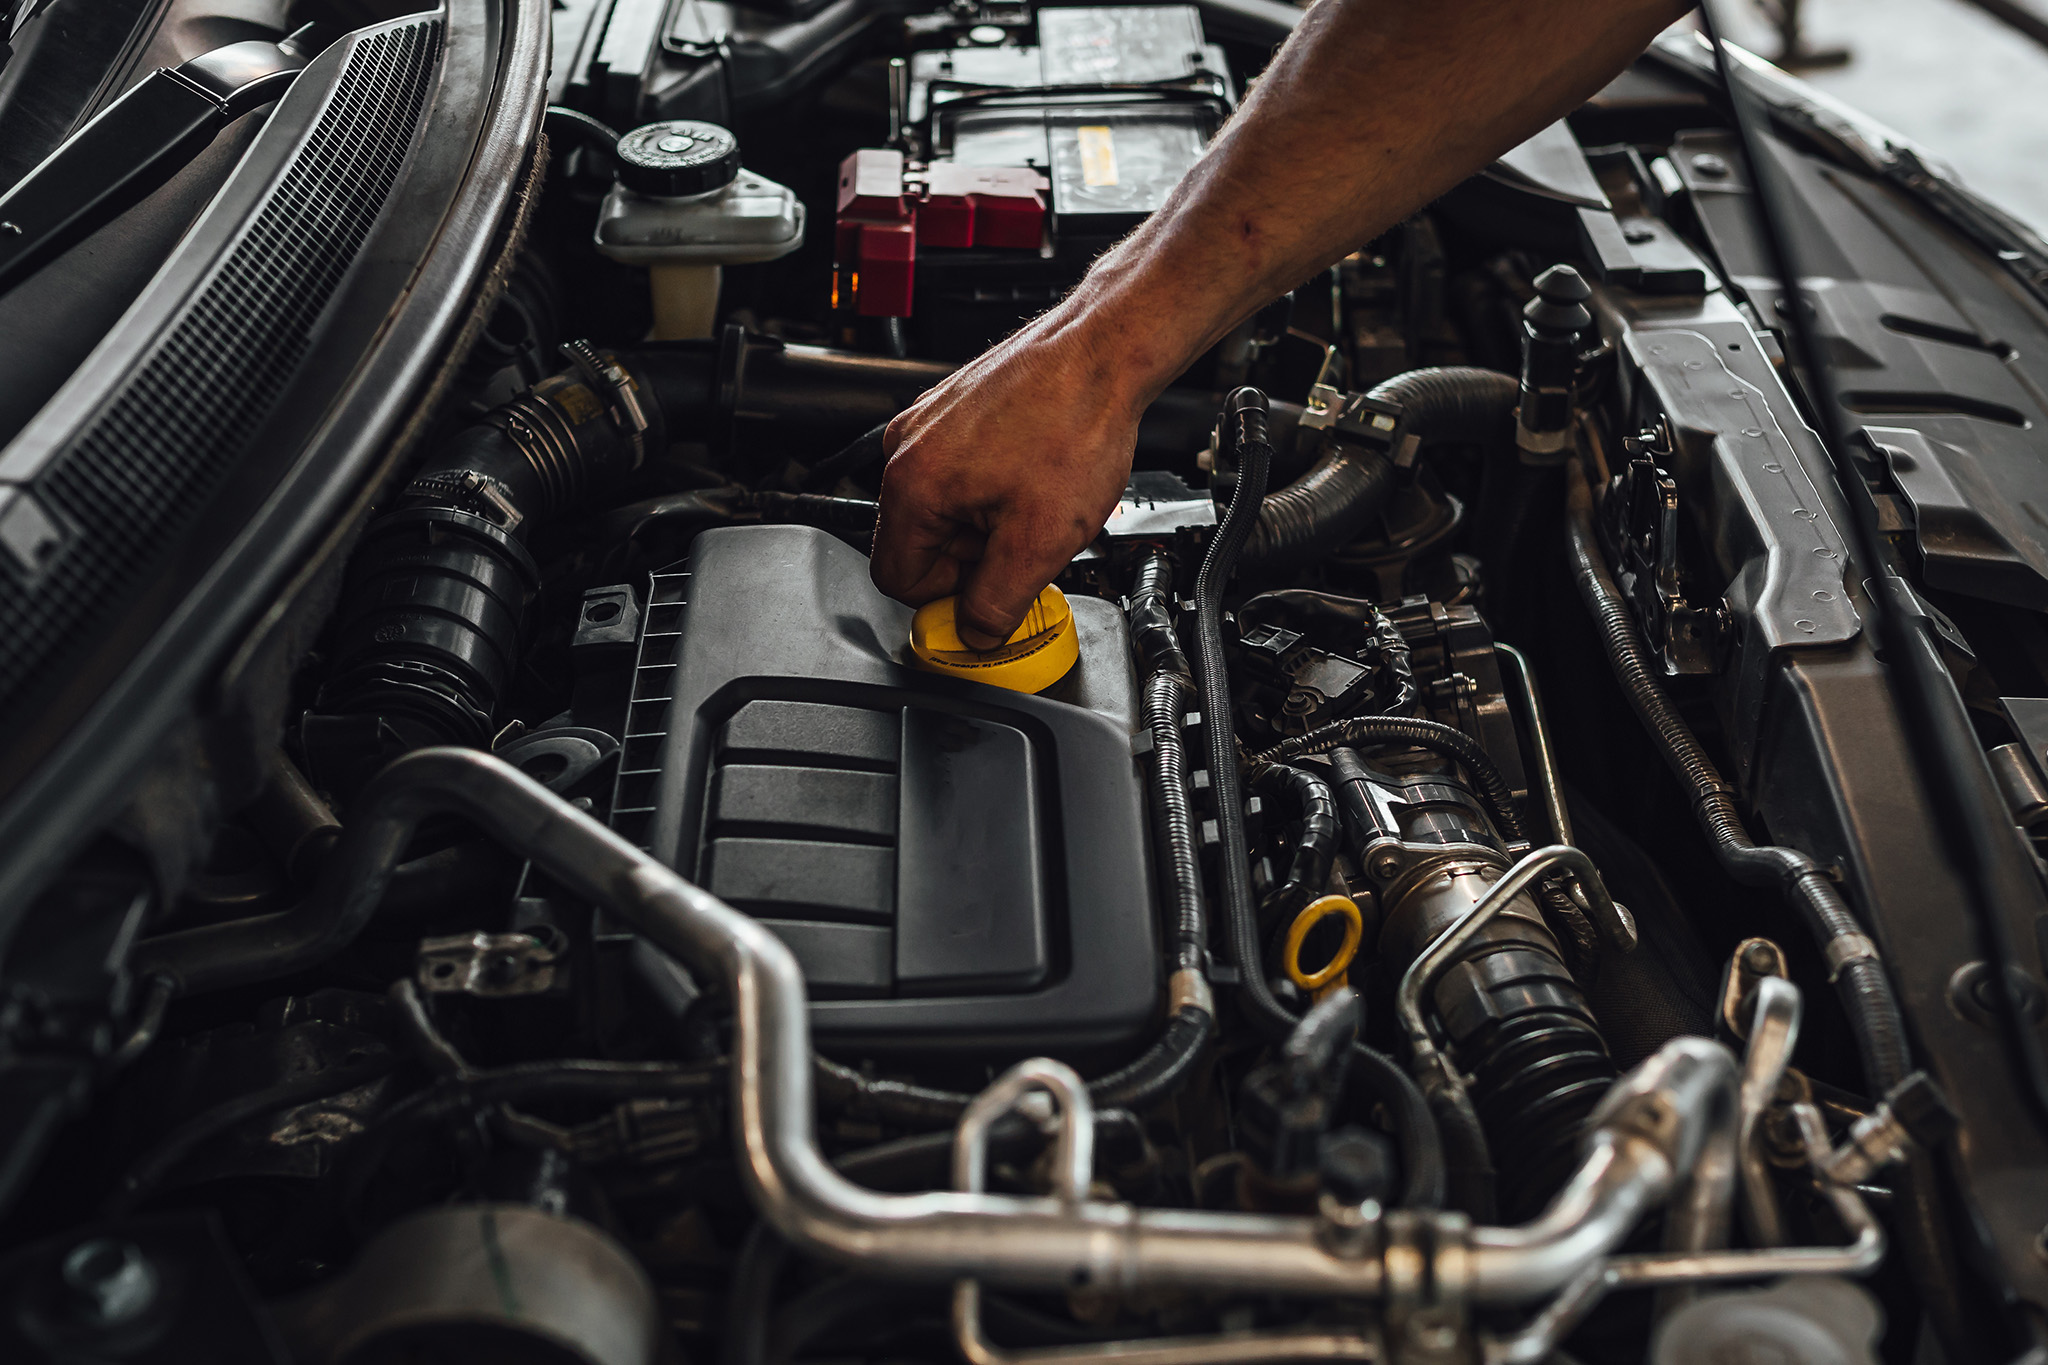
[639,524,1157,1054]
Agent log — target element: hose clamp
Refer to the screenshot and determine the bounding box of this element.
[1823,932,1880,981]
[560,340,653,467]
[1167,967,1214,1016]
[1380,1210,1472,1364]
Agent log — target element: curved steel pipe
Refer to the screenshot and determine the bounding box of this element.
[132,748,1736,1303]
[1394,844,1631,1068]
[1736,975,1802,1247]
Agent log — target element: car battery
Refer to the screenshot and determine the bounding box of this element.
[833,5,1234,357]
[909,6,1232,236]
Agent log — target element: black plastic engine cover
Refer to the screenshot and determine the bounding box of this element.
[638,524,1157,1054]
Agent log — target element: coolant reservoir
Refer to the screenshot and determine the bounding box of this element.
[593,120,805,340]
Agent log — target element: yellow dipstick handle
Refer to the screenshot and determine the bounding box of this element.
[909,585,1080,694]
[1284,894,1364,992]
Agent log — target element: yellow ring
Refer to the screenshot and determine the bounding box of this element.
[1284,894,1364,992]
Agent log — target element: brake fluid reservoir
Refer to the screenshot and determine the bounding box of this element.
[594,120,805,340]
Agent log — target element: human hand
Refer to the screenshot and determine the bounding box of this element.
[869,309,1148,650]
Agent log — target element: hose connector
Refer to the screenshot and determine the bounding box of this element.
[1516,265,1590,464]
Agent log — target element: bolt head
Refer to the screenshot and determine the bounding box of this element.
[1369,852,1401,881]
[61,1238,156,1326]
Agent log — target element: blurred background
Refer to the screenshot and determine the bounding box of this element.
[1715,0,2048,227]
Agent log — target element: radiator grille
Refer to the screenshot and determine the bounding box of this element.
[0,18,442,712]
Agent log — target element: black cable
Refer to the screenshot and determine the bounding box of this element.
[338,1057,724,1232]
[544,105,621,178]
[1567,454,1990,1344]
[1252,714,1525,845]
[105,1055,395,1217]
[813,1009,1212,1128]
[723,1223,792,1365]
[1249,762,1340,918]
[1192,388,1288,1041]
[1565,462,1906,1087]
[831,1109,1148,1193]
[388,978,469,1079]
[104,973,174,1072]
[1131,551,1208,978]
[804,422,890,489]
[1237,589,1417,716]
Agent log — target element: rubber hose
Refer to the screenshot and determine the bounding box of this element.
[1130,553,1206,976]
[832,1109,1148,1193]
[1348,1042,1447,1210]
[1250,762,1340,916]
[1565,452,1986,1346]
[814,1008,1214,1128]
[723,1224,791,1365]
[1192,388,1294,1042]
[1253,715,1526,846]
[1429,1078,1499,1221]
[1562,460,1910,1091]
[107,1056,395,1217]
[1243,367,1518,565]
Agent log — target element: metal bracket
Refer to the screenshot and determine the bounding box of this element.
[416,931,559,997]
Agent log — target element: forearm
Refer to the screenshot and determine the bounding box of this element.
[1057,0,1690,405]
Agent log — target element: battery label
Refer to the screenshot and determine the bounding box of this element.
[1077,126,1119,187]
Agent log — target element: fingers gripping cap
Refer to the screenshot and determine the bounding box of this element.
[909,586,1079,693]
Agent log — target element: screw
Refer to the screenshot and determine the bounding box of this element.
[1369,852,1401,881]
[1742,941,1777,975]
[61,1239,156,1326]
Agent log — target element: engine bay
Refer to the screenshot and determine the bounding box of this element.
[8,1,2048,1362]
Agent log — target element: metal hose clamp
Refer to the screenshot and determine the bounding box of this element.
[559,339,653,467]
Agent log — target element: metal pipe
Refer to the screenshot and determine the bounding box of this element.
[1467,1038,1736,1301]
[1494,644,1569,847]
[954,1059,1093,1207]
[953,1286,1380,1365]
[1736,975,1801,1247]
[1479,1094,1886,1363]
[1394,845,1626,1068]
[130,748,1738,1303]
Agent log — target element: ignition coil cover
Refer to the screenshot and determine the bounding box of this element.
[909,585,1079,693]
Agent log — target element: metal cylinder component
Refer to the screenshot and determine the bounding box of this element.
[280,1204,659,1365]
[243,751,342,883]
[59,1238,156,1326]
[1988,741,2048,829]
[1334,751,1616,1218]
[1515,265,1590,460]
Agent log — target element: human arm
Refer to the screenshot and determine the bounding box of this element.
[869,0,1691,647]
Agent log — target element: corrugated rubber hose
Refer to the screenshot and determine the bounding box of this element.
[1563,459,1909,1091]
[1243,367,1518,566]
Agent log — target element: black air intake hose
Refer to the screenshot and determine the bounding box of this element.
[1243,367,1518,566]
[305,346,660,793]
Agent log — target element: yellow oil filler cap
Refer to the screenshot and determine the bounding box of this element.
[909,585,1079,693]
